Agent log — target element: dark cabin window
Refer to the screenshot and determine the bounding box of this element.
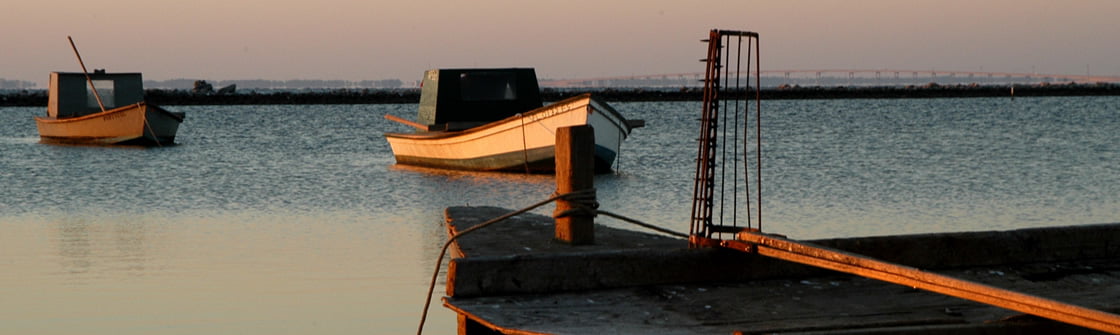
[88,80,115,108]
[460,72,517,101]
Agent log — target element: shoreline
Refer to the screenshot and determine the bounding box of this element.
[2,83,1118,107]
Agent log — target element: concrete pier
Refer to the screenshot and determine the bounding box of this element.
[441,206,1120,334]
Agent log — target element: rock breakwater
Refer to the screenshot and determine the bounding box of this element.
[3,83,1117,107]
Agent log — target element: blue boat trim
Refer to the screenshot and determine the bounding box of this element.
[393,144,618,173]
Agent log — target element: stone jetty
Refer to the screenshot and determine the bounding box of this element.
[4,83,1120,107]
[440,206,1120,334]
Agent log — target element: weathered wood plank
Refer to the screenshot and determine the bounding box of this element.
[733,232,1120,333]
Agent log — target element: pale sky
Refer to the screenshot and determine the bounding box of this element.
[3,0,1118,87]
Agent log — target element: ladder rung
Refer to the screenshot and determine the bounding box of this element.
[707,225,751,234]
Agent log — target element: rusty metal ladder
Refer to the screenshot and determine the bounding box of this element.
[689,29,762,247]
[686,28,1120,333]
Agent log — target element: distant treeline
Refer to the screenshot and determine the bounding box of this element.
[3,82,1119,107]
[0,79,37,89]
[144,78,406,89]
[0,77,406,90]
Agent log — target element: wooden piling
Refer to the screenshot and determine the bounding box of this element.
[554,125,595,245]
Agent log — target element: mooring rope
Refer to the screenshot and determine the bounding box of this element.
[415,189,687,334]
[551,188,599,218]
[519,114,531,174]
[616,131,624,172]
[553,188,688,239]
[596,209,689,239]
[416,191,569,335]
[140,104,163,148]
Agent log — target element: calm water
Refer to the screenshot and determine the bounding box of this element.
[2,96,1118,334]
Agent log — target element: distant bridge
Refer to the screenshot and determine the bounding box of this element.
[541,69,1120,87]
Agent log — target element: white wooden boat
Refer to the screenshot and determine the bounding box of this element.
[34,71,185,146]
[384,68,641,172]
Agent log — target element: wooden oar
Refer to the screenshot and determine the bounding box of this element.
[67,36,107,113]
[384,114,428,130]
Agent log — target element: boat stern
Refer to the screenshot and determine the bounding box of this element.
[137,104,185,145]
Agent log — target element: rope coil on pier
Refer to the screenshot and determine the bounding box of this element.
[552,188,598,218]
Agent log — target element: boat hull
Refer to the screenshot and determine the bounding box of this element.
[385,94,631,173]
[35,102,184,146]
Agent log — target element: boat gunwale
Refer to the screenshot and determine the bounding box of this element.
[384,93,630,141]
[34,101,183,124]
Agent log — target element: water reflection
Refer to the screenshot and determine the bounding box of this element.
[10,209,459,334]
[56,217,92,276]
[54,214,154,283]
[2,98,1116,334]
[389,164,553,184]
[110,217,150,276]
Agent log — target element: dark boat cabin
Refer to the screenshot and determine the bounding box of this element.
[47,71,144,119]
[417,68,543,131]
